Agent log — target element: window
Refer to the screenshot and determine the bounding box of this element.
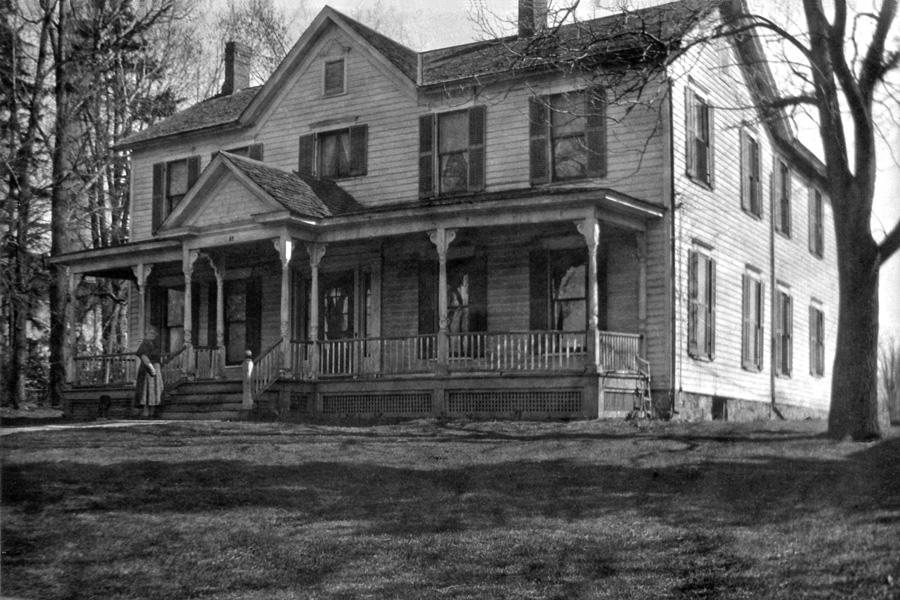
[151,156,201,231]
[165,289,185,354]
[774,159,792,236]
[529,88,606,184]
[418,255,488,335]
[809,305,825,376]
[419,106,486,197]
[741,270,765,371]
[686,87,714,187]
[809,187,824,257]
[529,248,592,332]
[323,59,345,95]
[688,249,716,360]
[741,130,761,217]
[774,288,793,377]
[224,278,261,365]
[297,125,368,179]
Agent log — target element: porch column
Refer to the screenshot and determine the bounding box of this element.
[577,218,601,372]
[636,232,648,358]
[306,243,327,379]
[65,269,82,383]
[208,255,226,378]
[274,236,294,371]
[183,249,199,374]
[429,227,456,375]
[132,263,153,336]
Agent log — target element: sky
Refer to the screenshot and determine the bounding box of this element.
[259,0,899,336]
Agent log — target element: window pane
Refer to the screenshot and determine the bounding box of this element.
[440,152,468,193]
[553,137,587,180]
[439,111,468,152]
[554,298,586,331]
[320,131,350,177]
[550,94,585,136]
[167,160,188,196]
[448,270,470,333]
[324,59,344,94]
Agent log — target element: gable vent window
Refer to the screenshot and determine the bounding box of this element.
[419,106,486,197]
[297,125,368,179]
[152,155,200,232]
[529,88,606,184]
[324,59,345,96]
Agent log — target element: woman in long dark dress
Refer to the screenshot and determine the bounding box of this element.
[134,326,163,417]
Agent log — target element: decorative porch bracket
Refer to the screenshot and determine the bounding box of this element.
[429,227,457,375]
[132,263,153,337]
[577,217,601,373]
[306,242,327,379]
[274,235,295,372]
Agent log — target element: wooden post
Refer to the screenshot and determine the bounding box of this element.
[306,243,326,379]
[183,249,199,376]
[429,228,456,376]
[577,217,601,372]
[242,350,253,409]
[206,255,226,378]
[275,236,294,372]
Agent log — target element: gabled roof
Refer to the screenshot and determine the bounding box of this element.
[340,13,418,81]
[223,153,363,218]
[117,86,260,149]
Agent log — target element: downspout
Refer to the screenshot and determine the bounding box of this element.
[667,78,678,415]
[769,162,780,418]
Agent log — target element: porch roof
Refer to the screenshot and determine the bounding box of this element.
[48,238,182,277]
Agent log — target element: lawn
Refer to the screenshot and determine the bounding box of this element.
[2,418,898,599]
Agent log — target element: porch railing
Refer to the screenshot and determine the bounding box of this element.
[247,338,285,402]
[161,346,189,387]
[73,353,137,386]
[447,331,587,372]
[597,332,643,372]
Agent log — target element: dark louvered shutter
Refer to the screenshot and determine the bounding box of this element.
[685,87,696,178]
[246,277,262,358]
[469,253,488,332]
[468,105,486,191]
[417,258,437,334]
[585,87,607,178]
[529,97,549,184]
[151,162,166,233]
[809,305,817,376]
[742,274,752,368]
[419,115,434,197]
[248,143,264,161]
[741,131,751,212]
[708,258,716,359]
[187,155,201,189]
[706,104,715,188]
[529,250,548,330]
[785,294,793,375]
[757,280,765,370]
[774,291,783,374]
[349,125,368,176]
[688,250,699,356]
[298,134,316,176]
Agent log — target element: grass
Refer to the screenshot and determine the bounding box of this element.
[2,418,899,599]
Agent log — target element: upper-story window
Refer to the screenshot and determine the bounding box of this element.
[740,130,761,218]
[686,87,714,187]
[688,246,716,360]
[152,155,200,232]
[419,106,486,197]
[774,158,792,236]
[809,187,824,258]
[297,125,368,179]
[741,267,765,372]
[323,58,345,96]
[529,88,606,184]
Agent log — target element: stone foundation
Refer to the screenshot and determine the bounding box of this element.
[670,391,828,422]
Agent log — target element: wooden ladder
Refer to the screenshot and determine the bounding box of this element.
[628,357,654,419]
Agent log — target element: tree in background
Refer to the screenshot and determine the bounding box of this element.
[880,335,900,424]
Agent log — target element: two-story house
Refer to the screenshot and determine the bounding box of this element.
[53,0,839,421]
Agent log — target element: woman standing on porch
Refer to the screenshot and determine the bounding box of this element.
[134,326,164,417]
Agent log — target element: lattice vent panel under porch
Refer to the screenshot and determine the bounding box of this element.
[446,389,582,414]
[321,392,433,415]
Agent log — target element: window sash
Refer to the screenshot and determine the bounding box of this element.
[324,59,344,95]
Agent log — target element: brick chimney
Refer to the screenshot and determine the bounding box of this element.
[221,41,251,95]
[518,0,548,37]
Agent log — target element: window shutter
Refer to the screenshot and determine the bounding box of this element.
[783,166,792,235]
[187,155,201,189]
[785,294,792,375]
[757,280,765,370]
[708,258,716,359]
[773,161,783,232]
[529,250,549,330]
[685,87,696,178]
[529,97,549,184]
[809,305,816,376]
[246,278,262,358]
[817,310,825,374]
[468,105,486,191]
[469,253,488,332]
[298,134,316,176]
[349,125,368,176]
[706,104,715,188]
[687,250,699,356]
[152,162,166,233]
[418,114,434,197]
[816,192,824,256]
[741,132,751,212]
[742,274,752,368]
[808,187,817,254]
[586,87,607,178]
[417,257,437,335]
[248,143,264,161]
[774,292,783,375]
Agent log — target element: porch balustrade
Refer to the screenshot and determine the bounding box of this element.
[73,353,138,386]
[447,331,588,372]
[160,346,190,387]
[247,339,285,400]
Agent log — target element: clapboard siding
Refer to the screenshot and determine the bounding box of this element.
[669,24,838,413]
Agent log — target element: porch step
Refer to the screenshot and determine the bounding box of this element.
[160,379,245,420]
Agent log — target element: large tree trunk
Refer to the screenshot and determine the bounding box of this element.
[828,184,890,440]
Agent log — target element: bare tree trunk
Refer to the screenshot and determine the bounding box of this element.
[828,183,890,439]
